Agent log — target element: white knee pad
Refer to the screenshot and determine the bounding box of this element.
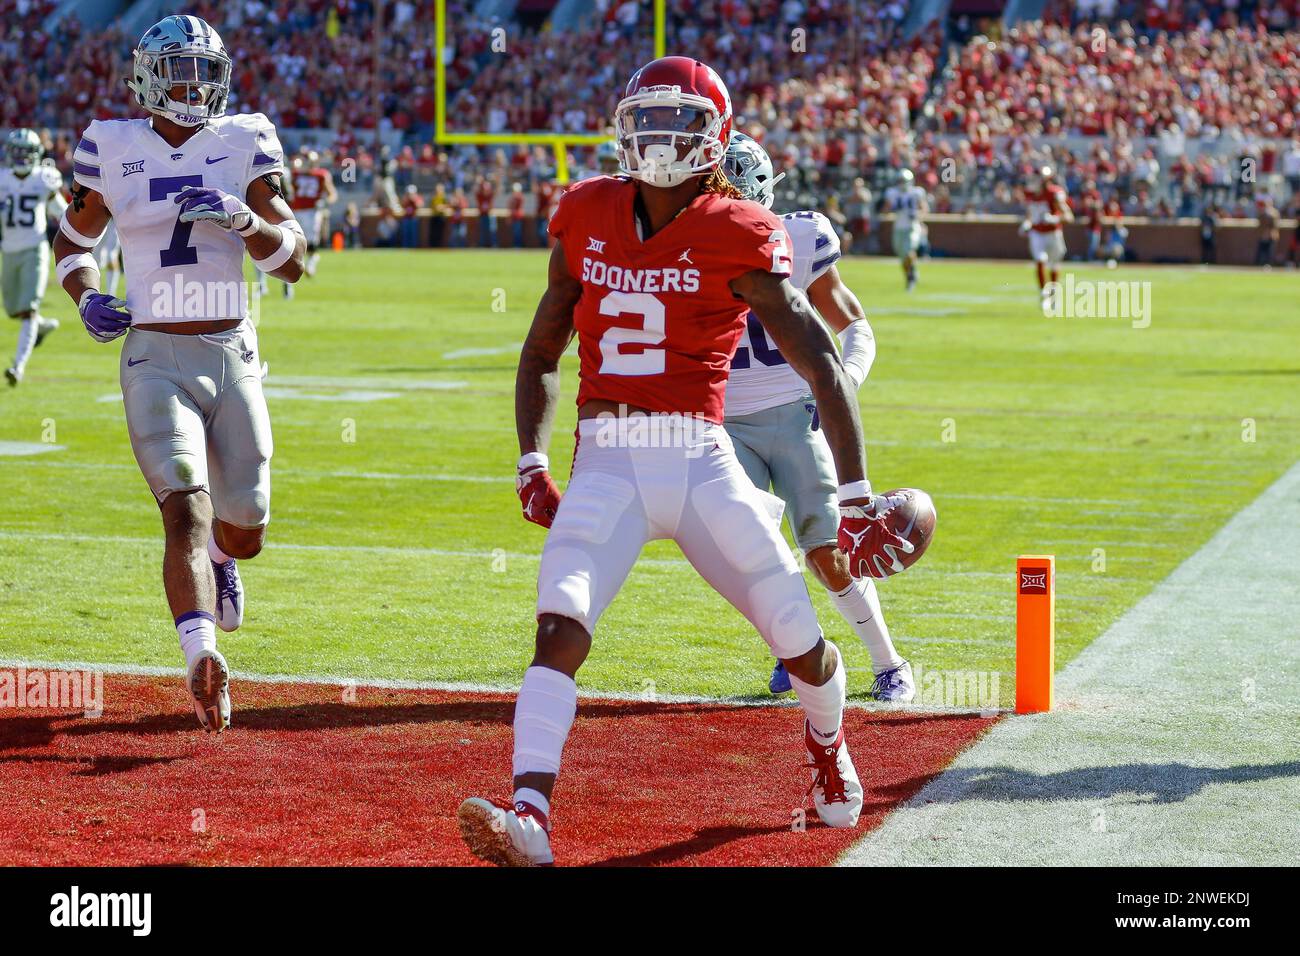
[536,545,597,631]
[216,485,271,530]
[747,567,823,660]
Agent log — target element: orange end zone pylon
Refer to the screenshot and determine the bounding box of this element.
[1015,555,1055,713]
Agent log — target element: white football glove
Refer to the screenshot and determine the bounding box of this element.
[174,186,258,234]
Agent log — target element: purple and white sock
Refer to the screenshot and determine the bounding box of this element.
[176,611,217,670]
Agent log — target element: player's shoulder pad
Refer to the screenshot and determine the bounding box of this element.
[215,111,276,139]
[216,112,280,157]
[213,112,281,155]
[551,174,628,232]
[782,209,839,257]
[75,118,142,162]
[722,195,784,234]
[73,118,139,190]
[558,174,626,205]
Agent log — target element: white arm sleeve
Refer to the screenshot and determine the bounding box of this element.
[838,319,876,390]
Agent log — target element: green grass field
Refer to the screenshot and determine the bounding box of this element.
[2,251,1297,704]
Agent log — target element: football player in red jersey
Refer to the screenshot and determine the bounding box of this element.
[289,150,336,278]
[457,57,913,867]
[1019,165,1073,303]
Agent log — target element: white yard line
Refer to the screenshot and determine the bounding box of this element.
[0,530,1131,583]
[839,458,1300,867]
[0,655,1002,716]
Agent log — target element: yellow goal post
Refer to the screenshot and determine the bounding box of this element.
[434,0,666,183]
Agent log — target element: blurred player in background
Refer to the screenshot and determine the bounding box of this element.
[93,221,123,297]
[882,168,927,291]
[1,128,66,386]
[1021,165,1072,301]
[279,149,336,299]
[458,56,914,866]
[52,15,305,732]
[723,133,914,703]
[596,138,621,175]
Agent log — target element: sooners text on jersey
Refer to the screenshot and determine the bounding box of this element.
[548,175,791,423]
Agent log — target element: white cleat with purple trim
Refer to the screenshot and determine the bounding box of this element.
[212,559,244,632]
[186,648,231,733]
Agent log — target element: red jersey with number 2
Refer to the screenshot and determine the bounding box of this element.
[548,175,792,424]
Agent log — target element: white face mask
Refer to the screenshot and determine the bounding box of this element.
[614,95,727,188]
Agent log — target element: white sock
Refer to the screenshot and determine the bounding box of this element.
[105,269,121,296]
[13,317,37,371]
[176,611,217,670]
[513,787,551,819]
[829,578,903,673]
[306,253,320,275]
[789,641,846,743]
[511,665,577,779]
[207,533,232,565]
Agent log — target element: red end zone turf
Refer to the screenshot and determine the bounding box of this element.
[0,674,997,866]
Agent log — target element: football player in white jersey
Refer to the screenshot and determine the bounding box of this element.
[51,15,306,732]
[1,129,66,385]
[723,132,915,703]
[882,168,928,291]
[93,221,123,298]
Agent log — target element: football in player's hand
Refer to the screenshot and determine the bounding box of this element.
[870,488,936,575]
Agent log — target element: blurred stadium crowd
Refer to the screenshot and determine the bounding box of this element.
[3,0,1298,253]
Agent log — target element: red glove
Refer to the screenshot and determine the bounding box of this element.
[517,457,562,529]
[838,500,915,580]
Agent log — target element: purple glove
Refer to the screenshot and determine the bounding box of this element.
[78,290,132,343]
[175,185,256,232]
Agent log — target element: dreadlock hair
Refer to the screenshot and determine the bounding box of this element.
[700,165,743,199]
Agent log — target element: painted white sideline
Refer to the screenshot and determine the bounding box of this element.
[839,459,1300,867]
[0,655,999,715]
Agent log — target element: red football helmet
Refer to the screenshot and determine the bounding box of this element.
[614,56,733,188]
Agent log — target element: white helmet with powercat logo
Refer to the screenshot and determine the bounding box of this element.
[5,128,42,175]
[722,131,785,208]
[126,15,231,126]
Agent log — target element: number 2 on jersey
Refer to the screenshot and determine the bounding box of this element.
[598,291,666,376]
